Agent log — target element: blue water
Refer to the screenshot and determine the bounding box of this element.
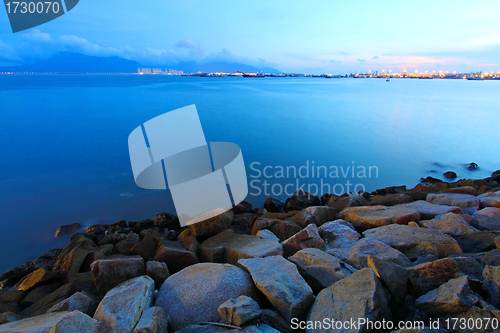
[1,75,499,273]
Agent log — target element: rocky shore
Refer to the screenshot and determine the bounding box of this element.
[1,171,500,333]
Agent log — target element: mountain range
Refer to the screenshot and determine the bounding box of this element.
[0,52,279,74]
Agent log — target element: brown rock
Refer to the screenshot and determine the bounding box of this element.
[369,193,413,206]
[426,193,480,212]
[217,295,262,327]
[133,306,168,333]
[286,206,337,227]
[115,232,140,255]
[421,212,478,236]
[408,258,461,295]
[285,190,321,212]
[264,197,284,213]
[395,200,463,219]
[415,276,474,315]
[338,205,420,231]
[130,235,158,260]
[251,218,302,242]
[146,261,169,290]
[18,268,56,292]
[187,209,233,239]
[52,234,95,283]
[20,283,77,318]
[282,224,325,257]
[327,194,367,212]
[91,256,145,294]
[346,238,412,269]
[153,240,199,274]
[367,256,408,304]
[0,311,23,325]
[82,244,114,271]
[54,223,82,238]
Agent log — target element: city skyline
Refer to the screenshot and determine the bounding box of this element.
[1,0,499,73]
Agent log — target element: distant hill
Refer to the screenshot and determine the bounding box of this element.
[0,52,280,74]
[0,52,143,73]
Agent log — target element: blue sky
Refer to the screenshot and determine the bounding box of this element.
[1,0,499,73]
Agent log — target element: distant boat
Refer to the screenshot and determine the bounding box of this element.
[467,77,485,81]
[386,78,390,82]
[243,74,265,78]
[418,77,433,79]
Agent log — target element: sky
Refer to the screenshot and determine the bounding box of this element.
[1,0,499,73]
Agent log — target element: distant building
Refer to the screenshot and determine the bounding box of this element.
[152,68,164,74]
[138,68,152,74]
[167,69,183,75]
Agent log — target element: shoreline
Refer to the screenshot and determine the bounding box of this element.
[1,170,500,331]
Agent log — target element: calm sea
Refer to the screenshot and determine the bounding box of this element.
[1,75,499,272]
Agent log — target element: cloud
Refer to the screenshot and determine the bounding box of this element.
[339,51,349,56]
[357,58,366,62]
[329,60,341,63]
[372,55,379,60]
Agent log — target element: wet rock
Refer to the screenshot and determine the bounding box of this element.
[467,162,479,170]
[286,206,337,227]
[85,224,108,235]
[479,192,500,208]
[408,258,461,295]
[455,231,497,253]
[338,205,420,231]
[264,197,284,213]
[444,171,457,179]
[421,212,478,236]
[415,276,474,315]
[238,256,313,321]
[445,186,477,195]
[47,291,96,315]
[153,240,199,274]
[0,311,98,333]
[288,248,344,293]
[231,201,253,214]
[281,224,325,257]
[18,268,56,292]
[346,238,412,269]
[152,212,180,230]
[483,265,500,307]
[20,283,77,318]
[115,232,140,255]
[94,276,155,333]
[199,230,282,265]
[146,261,169,290]
[187,209,233,239]
[426,193,480,212]
[97,233,127,247]
[367,256,408,304]
[130,219,154,234]
[369,193,413,206]
[130,235,158,260]
[307,268,390,333]
[133,306,168,333]
[327,194,367,212]
[180,234,200,253]
[82,244,114,271]
[256,229,280,242]
[317,219,361,250]
[230,213,256,235]
[91,256,145,294]
[363,224,462,260]
[52,234,95,283]
[218,295,262,326]
[395,200,463,219]
[250,218,302,242]
[155,263,258,331]
[285,190,321,212]
[0,312,22,325]
[54,223,82,238]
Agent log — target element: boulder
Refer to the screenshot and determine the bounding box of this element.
[153,240,199,274]
[181,235,200,253]
[21,282,61,308]
[230,213,256,235]
[408,258,462,295]
[97,233,127,247]
[475,207,500,218]
[256,229,280,242]
[261,309,290,333]
[85,224,108,235]
[338,205,420,231]
[145,261,169,290]
[281,224,325,257]
[426,193,480,213]
[69,272,94,293]
[367,256,408,304]
[20,283,77,318]
[481,249,500,266]
[445,186,477,195]
[0,311,98,333]
[455,231,497,253]
[415,276,474,315]
[288,248,344,293]
[133,306,168,333]
[421,213,478,236]
[286,206,337,227]
[52,234,95,282]
[115,232,140,255]
[18,268,56,292]
[327,194,367,212]
[217,295,262,327]
[394,200,463,219]
[83,244,114,271]
[346,238,412,269]
[251,218,302,242]
[54,223,82,238]
[0,312,22,325]
[155,263,258,331]
[317,220,361,250]
[285,190,321,212]
[187,209,233,239]
[264,197,284,213]
[94,276,155,333]
[238,256,313,321]
[483,265,500,307]
[369,193,413,206]
[46,291,96,315]
[91,256,145,294]
[307,268,391,333]
[470,215,500,231]
[479,192,500,208]
[199,230,282,265]
[152,212,180,230]
[443,171,457,179]
[130,235,158,260]
[363,224,462,260]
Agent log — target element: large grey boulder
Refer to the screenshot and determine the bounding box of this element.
[238,256,313,321]
[133,306,168,333]
[307,268,391,333]
[288,248,344,293]
[421,213,478,236]
[395,200,463,219]
[317,219,361,250]
[91,256,145,294]
[155,263,258,331]
[94,276,155,333]
[363,224,462,260]
[338,205,420,231]
[217,295,262,327]
[345,238,412,269]
[199,230,282,265]
[0,311,98,333]
[415,276,475,315]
